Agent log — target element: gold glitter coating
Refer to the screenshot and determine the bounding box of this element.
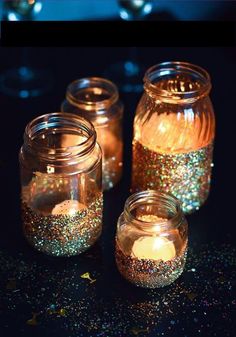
[21,193,103,257]
[115,239,187,288]
[132,140,214,213]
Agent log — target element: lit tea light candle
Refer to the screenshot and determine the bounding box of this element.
[131,214,176,261]
[131,236,176,261]
[115,191,188,288]
[140,112,202,153]
[132,112,214,213]
[132,62,215,214]
[20,113,103,257]
[52,200,86,216]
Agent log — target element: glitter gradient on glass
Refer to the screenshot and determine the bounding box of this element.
[132,140,214,213]
[115,191,188,288]
[19,113,103,257]
[131,62,215,214]
[115,239,188,288]
[22,193,103,257]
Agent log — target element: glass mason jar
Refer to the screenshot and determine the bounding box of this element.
[132,62,215,214]
[115,190,188,288]
[19,112,103,257]
[61,77,124,191]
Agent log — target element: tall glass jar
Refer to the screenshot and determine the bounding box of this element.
[61,77,124,191]
[19,112,103,257]
[115,190,188,288]
[132,62,215,214]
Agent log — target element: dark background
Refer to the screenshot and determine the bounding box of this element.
[1,0,236,21]
[0,46,236,336]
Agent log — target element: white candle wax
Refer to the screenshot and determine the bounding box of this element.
[52,200,86,216]
[131,214,176,261]
[131,236,176,261]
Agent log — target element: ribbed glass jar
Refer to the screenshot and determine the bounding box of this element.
[61,77,124,191]
[131,62,215,213]
[19,112,103,257]
[115,190,188,288]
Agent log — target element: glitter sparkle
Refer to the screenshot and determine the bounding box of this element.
[0,243,235,337]
[115,240,188,288]
[22,193,103,257]
[132,140,214,214]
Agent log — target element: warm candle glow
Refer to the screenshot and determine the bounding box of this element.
[137,112,209,154]
[95,127,123,190]
[96,128,118,157]
[115,190,188,288]
[20,113,103,257]
[61,129,122,190]
[132,112,214,213]
[61,77,123,191]
[61,134,86,148]
[131,236,176,261]
[131,214,176,261]
[51,200,86,216]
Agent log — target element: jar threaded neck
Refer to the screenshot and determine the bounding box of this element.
[144,61,211,103]
[65,77,119,112]
[124,190,183,230]
[24,112,96,162]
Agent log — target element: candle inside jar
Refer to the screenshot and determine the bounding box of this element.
[21,171,103,257]
[131,215,176,261]
[132,112,214,213]
[52,199,86,216]
[132,236,176,261]
[115,191,188,288]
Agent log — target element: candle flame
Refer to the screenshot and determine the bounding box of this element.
[132,236,176,261]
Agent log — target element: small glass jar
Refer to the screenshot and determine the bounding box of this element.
[132,62,215,213]
[19,112,103,257]
[61,77,124,191]
[115,190,188,288]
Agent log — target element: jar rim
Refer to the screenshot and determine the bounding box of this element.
[65,77,119,112]
[24,112,97,162]
[143,61,211,103]
[124,190,183,231]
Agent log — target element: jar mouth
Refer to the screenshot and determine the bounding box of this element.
[65,77,119,113]
[24,112,96,161]
[124,190,183,230]
[144,61,211,103]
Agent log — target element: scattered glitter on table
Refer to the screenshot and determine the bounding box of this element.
[0,243,235,336]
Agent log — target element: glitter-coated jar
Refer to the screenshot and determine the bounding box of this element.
[115,190,188,288]
[19,112,103,257]
[132,62,215,213]
[61,77,124,191]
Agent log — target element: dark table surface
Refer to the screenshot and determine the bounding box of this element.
[0,46,236,337]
